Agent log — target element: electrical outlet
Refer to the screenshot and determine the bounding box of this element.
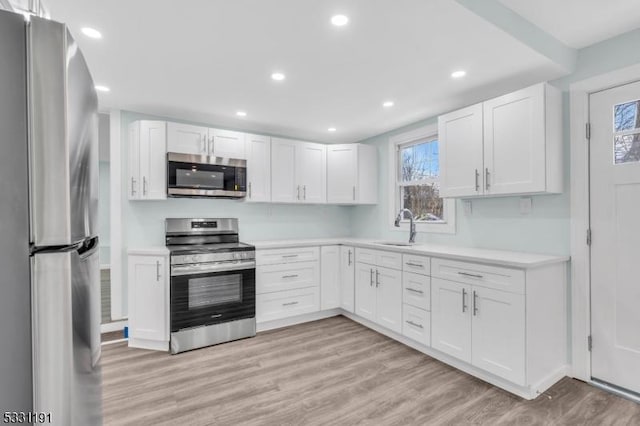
[519,197,532,215]
[463,200,472,216]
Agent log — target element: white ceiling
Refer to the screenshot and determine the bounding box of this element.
[499,0,640,49]
[46,0,571,143]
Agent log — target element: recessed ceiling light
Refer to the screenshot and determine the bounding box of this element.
[94,85,110,92]
[451,70,467,79]
[383,101,394,108]
[271,72,286,81]
[81,27,102,39]
[236,111,247,117]
[331,15,349,26]
[328,127,337,132]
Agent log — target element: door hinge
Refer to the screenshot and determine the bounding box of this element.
[588,335,593,351]
[586,228,592,246]
[586,123,591,140]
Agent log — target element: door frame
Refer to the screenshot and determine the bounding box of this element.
[569,63,640,382]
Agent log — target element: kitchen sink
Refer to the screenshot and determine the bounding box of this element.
[374,241,415,247]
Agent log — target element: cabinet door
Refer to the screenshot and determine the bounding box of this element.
[167,122,208,155]
[483,84,545,195]
[340,246,355,313]
[297,142,327,204]
[375,267,402,333]
[245,134,271,202]
[320,246,341,310]
[438,103,484,197]
[471,287,525,385]
[209,128,246,159]
[355,263,376,322]
[271,138,298,203]
[128,255,167,341]
[327,144,357,203]
[128,123,141,200]
[139,121,167,200]
[431,278,472,363]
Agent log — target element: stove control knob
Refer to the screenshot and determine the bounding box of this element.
[191,255,199,263]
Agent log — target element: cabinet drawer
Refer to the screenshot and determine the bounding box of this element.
[256,287,320,323]
[431,258,525,295]
[403,272,431,311]
[256,261,319,294]
[403,254,430,276]
[256,246,320,265]
[402,304,431,346]
[356,248,402,270]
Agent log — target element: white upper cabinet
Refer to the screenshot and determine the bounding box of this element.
[297,142,327,203]
[439,82,562,198]
[209,128,246,159]
[439,104,484,197]
[327,144,378,204]
[245,134,271,202]
[167,122,208,155]
[128,120,167,200]
[271,138,327,204]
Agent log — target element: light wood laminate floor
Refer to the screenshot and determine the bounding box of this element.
[102,316,640,425]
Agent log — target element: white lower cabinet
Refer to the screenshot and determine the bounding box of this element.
[402,304,430,346]
[431,278,472,362]
[339,246,355,313]
[256,261,319,294]
[127,253,169,350]
[320,246,341,310]
[256,287,320,323]
[355,262,402,333]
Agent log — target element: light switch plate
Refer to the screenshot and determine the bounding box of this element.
[519,197,532,215]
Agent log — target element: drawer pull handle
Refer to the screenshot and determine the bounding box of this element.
[462,288,468,313]
[282,301,299,307]
[458,271,483,279]
[405,320,423,329]
[473,290,478,316]
[370,269,374,287]
[375,269,380,288]
[282,254,299,258]
[406,262,423,268]
[406,288,423,294]
[282,274,299,279]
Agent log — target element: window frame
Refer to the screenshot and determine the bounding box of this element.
[388,124,456,235]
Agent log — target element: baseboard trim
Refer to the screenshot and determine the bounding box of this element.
[101,320,128,333]
[257,309,341,332]
[129,337,169,352]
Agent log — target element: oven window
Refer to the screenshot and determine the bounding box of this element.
[187,274,242,309]
[176,168,224,189]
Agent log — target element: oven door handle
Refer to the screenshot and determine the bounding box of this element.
[171,260,256,276]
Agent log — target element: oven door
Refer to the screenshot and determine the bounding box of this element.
[170,260,255,332]
[167,153,246,198]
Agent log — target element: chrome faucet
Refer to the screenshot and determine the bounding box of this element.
[395,208,416,243]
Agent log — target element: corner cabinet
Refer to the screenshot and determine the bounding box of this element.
[327,144,378,204]
[439,83,562,198]
[271,138,327,204]
[128,120,167,200]
[128,252,169,351]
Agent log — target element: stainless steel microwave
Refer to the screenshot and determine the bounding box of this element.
[167,152,247,198]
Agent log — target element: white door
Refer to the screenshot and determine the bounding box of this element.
[438,103,484,197]
[355,263,376,322]
[590,81,640,394]
[245,134,271,202]
[128,123,141,200]
[209,128,246,159]
[483,84,546,195]
[340,246,355,313]
[431,278,471,362]
[471,287,525,385]
[327,144,357,203]
[139,121,167,200]
[128,255,166,341]
[271,138,298,203]
[167,122,208,155]
[375,267,402,333]
[297,142,327,203]
[320,246,341,310]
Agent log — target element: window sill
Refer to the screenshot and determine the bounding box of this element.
[390,220,456,235]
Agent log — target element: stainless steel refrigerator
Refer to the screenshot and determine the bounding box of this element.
[0,9,102,425]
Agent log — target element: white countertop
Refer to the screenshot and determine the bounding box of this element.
[127,246,169,256]
[249,238,569,269]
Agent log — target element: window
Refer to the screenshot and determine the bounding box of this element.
[614,99,640,164]
[389,125,455,234]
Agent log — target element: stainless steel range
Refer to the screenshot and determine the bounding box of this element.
[166,218,256,354]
